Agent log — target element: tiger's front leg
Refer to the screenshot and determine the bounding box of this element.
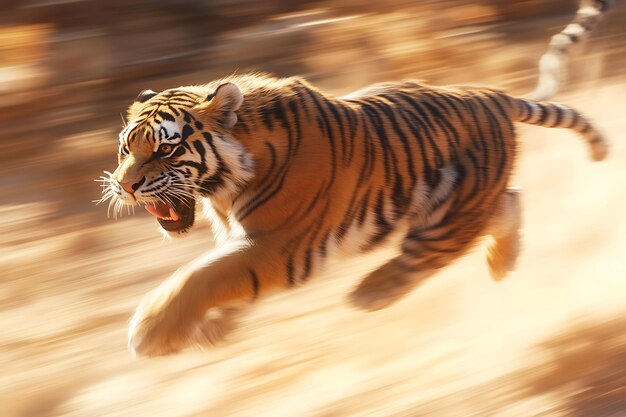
[128,237,283,356]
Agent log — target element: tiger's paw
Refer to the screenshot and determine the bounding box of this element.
[487,235,520,281]
[128,302,190,357]
[486,188,522,282]
[128,305,241,357]
[348,263,414,312]
[127,282,198,357]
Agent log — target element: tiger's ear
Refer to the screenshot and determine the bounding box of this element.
[204,83,243,128]
[127,89,159,119]
[135,89,158,103]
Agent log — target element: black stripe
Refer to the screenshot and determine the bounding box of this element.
[181,124,194,141]
[579,122,592,134]
[306,89,338,192]
[336,180,368,243]
[394,92,445,167]
[260,104,274,130]
[384,94,434,181]
[364,189,394,249]
[157,111,175,122]
[485,94,514,133]
[463,148,482,206]
[318,229,331,259]
[181,110,195,123]
[537,104,549,125]
[286,255,296,287]
[171,159,207,175]
[474,97,507,180]
[287,99,303,154]
[357,189,371,226]
[237,163,290,221]
[325,99,348,165]
[464,96,490,186]
[357,111,376,182]
[249,269,260,300]
[519,100,532,122]
[341,105,357,164]
[291,83,312,121]
[550,104,563,128]
[419,98,459,152]
[370,96,417,189]
[253,142,278,191]
[302,248,313,280]
[235,99,301,219]
[360,102,394,184]
[564,108,578,129]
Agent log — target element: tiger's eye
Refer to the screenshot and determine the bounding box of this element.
[158,144,173,155]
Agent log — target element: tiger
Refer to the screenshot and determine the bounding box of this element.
[98,2,610,357]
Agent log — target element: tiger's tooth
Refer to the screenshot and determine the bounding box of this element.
[169,208,180,221]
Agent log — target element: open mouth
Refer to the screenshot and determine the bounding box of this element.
[144,196,195,232]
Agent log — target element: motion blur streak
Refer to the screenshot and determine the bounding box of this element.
[1,1,625,416]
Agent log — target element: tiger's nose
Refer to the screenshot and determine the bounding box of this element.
[119,177,146,194]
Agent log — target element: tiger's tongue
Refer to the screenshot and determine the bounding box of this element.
[145,202,180,221]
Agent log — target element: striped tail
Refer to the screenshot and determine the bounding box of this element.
[514,98,608,161]
[527,0,611,101]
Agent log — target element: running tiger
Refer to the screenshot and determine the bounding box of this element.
[104,76,607,356]
[98,4,610,357]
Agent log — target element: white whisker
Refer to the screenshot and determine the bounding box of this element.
[107,197,115,219]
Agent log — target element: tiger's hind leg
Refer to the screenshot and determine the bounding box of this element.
[486,187,522,281]
[348,255,437,312]
[348,166,464,311]
[349,216,480,312]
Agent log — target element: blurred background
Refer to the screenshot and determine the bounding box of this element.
[1,1,625,416]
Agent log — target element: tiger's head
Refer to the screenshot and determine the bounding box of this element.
[99,82,254,236]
